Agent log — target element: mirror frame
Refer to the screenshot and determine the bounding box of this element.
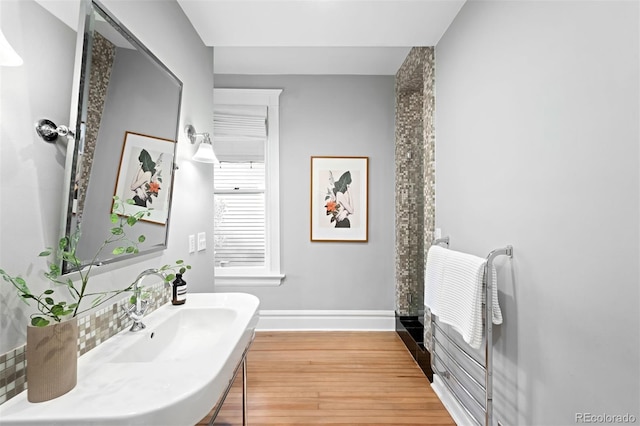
[61,0,183,274]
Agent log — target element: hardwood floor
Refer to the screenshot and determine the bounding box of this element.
[200,331,455,426]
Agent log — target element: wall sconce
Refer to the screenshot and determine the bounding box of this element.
[185,124,218,163]
[0,28,23,67]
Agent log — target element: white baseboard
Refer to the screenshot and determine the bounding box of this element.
[257,310,396,331]
[432,376,478,426]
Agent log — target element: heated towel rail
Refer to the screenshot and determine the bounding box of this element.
[429,237,513,426]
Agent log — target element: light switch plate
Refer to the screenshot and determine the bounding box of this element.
[197,232,206,251]
[188,235,196,253]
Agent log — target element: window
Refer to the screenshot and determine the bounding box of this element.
[213,88,283,286]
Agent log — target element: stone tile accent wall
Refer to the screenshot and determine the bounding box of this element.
[395,91,425,316]
[395,47,436,320]
[76,32,116,218]
[422,48,436,262]
[0,282,170,405]
[422,48,436,351]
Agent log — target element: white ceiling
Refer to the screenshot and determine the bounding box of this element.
[36,0,466,76]
[176,0,466,75]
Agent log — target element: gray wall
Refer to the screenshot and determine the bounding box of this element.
[0,0,215,355]
[435,1,639,424]
[214,75,396,311]
[0,0,76,353]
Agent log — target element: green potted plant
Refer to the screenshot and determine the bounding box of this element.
[0,197,189,402]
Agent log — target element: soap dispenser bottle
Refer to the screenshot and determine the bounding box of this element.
[172,273,187,305]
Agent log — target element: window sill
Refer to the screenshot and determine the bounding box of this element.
[214,271,285,287]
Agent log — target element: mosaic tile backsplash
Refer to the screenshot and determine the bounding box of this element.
[395,47,436,317]
[0,281,171,405]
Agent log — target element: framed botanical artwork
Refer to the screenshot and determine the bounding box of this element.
[310,156,369,242]
[112,132,175,224]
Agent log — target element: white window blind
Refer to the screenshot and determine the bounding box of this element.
[213,105,267,163]
[214,163,265,267]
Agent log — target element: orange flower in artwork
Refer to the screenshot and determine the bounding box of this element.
[325,200,337,212]
[148,181,161,194]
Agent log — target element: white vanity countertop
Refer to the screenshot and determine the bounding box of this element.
[0,293,259,426]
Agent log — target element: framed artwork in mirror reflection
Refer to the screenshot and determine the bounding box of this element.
[112,132,175,224]
[310,156,368,242]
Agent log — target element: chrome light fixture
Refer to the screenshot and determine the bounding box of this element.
[34,119,75,142]
[185,124,218,163]
[0,28,23,67]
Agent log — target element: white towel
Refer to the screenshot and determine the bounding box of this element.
[425,247,503,349]
[424,245,448,316]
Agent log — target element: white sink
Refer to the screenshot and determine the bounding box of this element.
[110,308,236,364]
[0,293,260,426]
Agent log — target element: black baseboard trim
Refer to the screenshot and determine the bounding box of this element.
[395,313,433,382]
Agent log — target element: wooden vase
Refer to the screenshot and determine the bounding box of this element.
[26,317,78,402]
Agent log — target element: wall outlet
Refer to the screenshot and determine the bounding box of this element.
[197,232,206,251]
[188,235,196,253]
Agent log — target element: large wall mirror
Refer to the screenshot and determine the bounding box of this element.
[62,0,183,274]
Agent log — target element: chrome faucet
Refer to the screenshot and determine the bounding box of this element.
[123,268,168,332]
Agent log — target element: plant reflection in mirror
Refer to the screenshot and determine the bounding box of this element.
[0,196,190,327]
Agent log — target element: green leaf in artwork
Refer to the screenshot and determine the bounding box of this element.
[45,297,55,305]
[125,246,135,254]
[127,216,138,226]
[39,250,52,257]
[44,289,54,295]
[113,247,125,255]
[138,235,146,243]
[111,227,124,235]
[111,213,119,223]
